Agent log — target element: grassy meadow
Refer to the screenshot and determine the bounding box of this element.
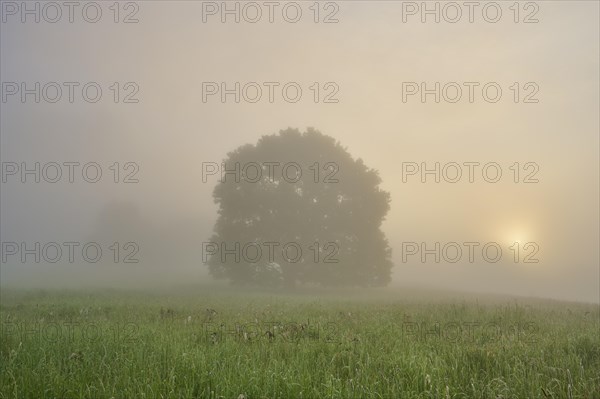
[0,286,598,398]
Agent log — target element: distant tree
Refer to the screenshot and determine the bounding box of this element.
[206,128,392,287]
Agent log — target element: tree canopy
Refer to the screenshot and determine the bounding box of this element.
[206,128,392,288]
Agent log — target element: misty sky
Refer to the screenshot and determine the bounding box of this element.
[1,1,598,303]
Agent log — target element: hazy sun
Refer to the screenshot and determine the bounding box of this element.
[501,225,532,247]
[510,235,524,244]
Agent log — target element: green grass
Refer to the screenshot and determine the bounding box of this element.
[1,286,598,398]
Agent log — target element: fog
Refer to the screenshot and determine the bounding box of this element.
[1,1,598,303]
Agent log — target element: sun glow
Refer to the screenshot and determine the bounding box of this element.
[500,225,532,247]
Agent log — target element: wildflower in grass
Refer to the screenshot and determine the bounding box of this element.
[69,350,83,362]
